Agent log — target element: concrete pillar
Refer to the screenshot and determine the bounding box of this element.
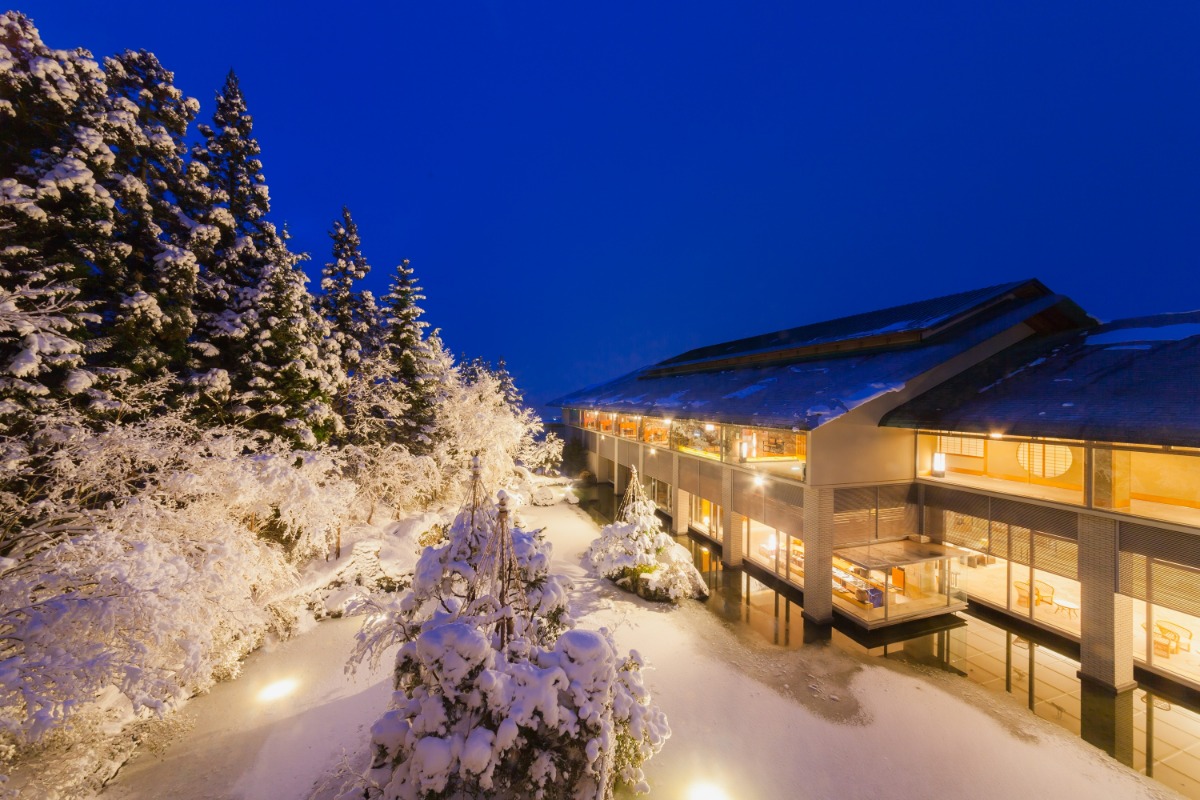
[802,487,835,625]
[722,468,744,567]
[1078,514,1135,691]
[1081,681,1135,766]
[1093,449,1131,511]
[670,455,687,533]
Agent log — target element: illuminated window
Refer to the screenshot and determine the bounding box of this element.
[937,435,984,458]
[1017,442,1072,478]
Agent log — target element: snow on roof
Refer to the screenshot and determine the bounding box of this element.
[882,311,1200,448]
[552,292,1071,430]
[654,279,1039,369]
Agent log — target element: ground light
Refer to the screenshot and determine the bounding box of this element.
[686,781,731,800]
[257,678,299,703]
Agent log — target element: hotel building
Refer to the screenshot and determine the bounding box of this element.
[552,279,1200,700]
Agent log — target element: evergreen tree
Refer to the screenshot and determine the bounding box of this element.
[381,258,435,452]
[94,49,202,382]
[188,72,340,444]
[0,12,118,424]
[319,207,370,372]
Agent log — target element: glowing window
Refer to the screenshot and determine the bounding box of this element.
[937,435,984,457]
[1017,442,1073,478]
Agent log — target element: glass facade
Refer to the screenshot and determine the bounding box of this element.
[919,432,1085,506]
[616,414,639,439]
[1094,447,1200,528]
[562,409,806,477]
[673,419,723,460]
[830,540,968,625]
[690,495,723,542]
[745,517,805,587]
[641,417,670,445]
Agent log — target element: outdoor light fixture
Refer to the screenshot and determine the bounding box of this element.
[739,441,749,461]
[705,424,715,432]
[932,452,946,477]
[257,678,299,703]
[990,432,1003,439]
[649,448,657,455]
[754,475,765,487]
[687,782,731,800]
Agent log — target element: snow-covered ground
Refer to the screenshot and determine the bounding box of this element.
[98,492,1176,799]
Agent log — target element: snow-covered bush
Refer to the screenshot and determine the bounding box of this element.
[0,392,353,761]
[584,470,709,603]
[347,465,669,800]
[362,623,668,800]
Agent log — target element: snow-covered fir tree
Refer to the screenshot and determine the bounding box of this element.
[188,72,341,443]
[320,207,373,373]
[350,462,668,800]
[0,12,117,426]
[91,49,202,383]
[381,259,435,452]
[584,468,709,602]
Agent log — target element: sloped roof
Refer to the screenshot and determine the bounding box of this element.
[655,279,1038,373]
[552,281,1089,431]
[880,312,1200,448]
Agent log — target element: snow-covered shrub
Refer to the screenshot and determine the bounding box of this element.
[348,467,669,800]
[584,471,709,603]
[0,393,353,761]
[361,624,668,800]
[531,485,556,506]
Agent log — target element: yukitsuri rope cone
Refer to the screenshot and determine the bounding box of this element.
[584,467,710,602]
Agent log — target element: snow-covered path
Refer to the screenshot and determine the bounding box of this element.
[100,617,394,800]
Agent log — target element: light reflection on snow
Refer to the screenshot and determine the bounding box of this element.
[257,678,299,702]
[687,781,731,800]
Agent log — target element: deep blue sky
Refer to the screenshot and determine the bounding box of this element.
[23,2,1200,415]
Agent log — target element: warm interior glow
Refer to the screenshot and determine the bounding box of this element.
[687,782,731,800]
[704,423,715,432]
[257,678,299,702]
[932,452,947,476]
[990,431,1003,439]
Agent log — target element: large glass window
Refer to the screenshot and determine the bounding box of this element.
[616,414,639,439]
[673,419,723,460]
[744,519,805,588]
[920,432,1085,506]
[1094,447,1200,528]
[563,408,581,427]
[582,410,598,430]
[724,426,806,465]
[597,412,615,433]
[641,417,670,445]
[690,495,722,542]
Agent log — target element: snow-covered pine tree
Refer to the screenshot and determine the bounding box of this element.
[244,226,343,446]
[187,71,341,443]
[0,12,117,427]
[93,49,202,383]
[381,258,435,453]
[584,468,709,602]
[320,207,371,373]
[351,461,668,800]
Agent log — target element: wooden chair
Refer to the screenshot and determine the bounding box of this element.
[1033,580,1055,607]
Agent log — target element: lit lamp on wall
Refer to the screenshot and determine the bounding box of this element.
[739,441,749,462]
[932,451,946,478]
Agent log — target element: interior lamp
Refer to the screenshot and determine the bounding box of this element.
[932,452,946,477]
[739,441,749,461]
